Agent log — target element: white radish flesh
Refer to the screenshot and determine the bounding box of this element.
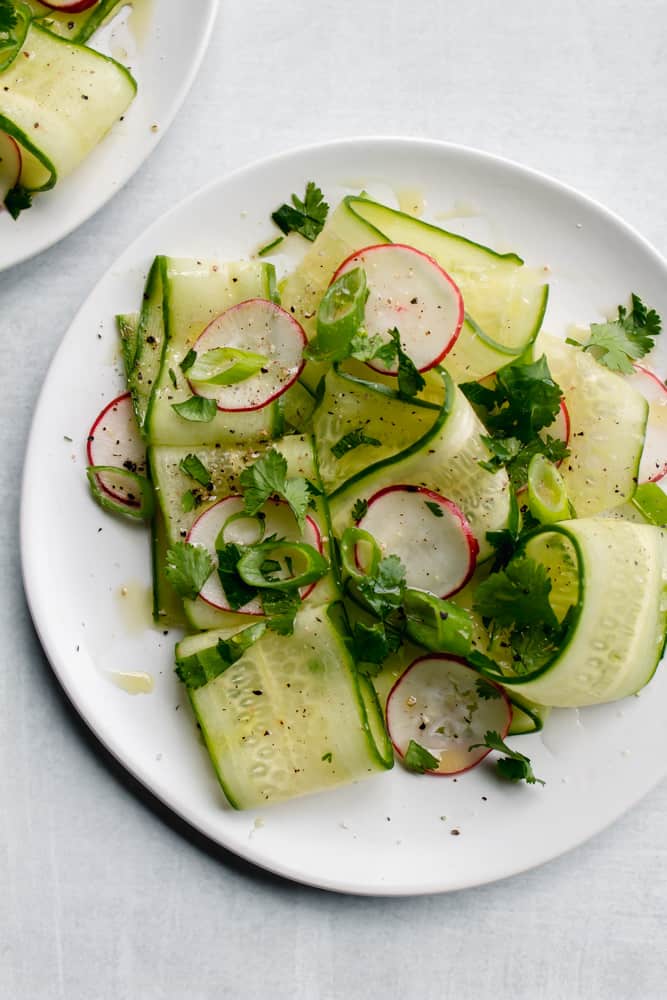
[627,364,667,484]
[187,496,323,612]
[356,485,478,598]
[189,298,306,412]
[0,132,21,205]
[86,392,146,506]
[334,243,464,374]
[386,655,512,775]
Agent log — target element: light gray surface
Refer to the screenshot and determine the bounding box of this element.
[2,1,667,997]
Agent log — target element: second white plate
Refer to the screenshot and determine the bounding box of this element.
[21,137,667,894]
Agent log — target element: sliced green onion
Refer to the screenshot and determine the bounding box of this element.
[305,267,368,362]
[237,541,328,590]
[188,347,269,386]
[632,482,667,526]
[215,511,266,548]
[527,453,571,524]
[339,526,381,580]
[257,236,285,257]
[87,466,154,520]
[402,588,473,656]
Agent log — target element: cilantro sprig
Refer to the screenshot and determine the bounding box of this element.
[238,448,312,531]
[470,730,545,785]
[0,0,18,34]
[331,427,382,459]
[165,542,214,600]
[568,294,662,374]
[271,181,329,242]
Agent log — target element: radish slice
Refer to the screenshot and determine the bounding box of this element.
[86,392,145,507]
[333,243,464,374]
[546,398,570,453]
[187,496,323,613]
[386,656,512,775]
[188,298,306,412]
[0,132,21,206]
[627,364,667,483]
[39,0,98,11]
[356,485,478,598]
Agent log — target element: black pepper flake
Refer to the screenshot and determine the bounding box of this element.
[450,828,461,836]
[252,689,263,696]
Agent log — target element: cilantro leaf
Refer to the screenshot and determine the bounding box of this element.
[352,620,401,675]
[404,740,440,773]
[239,448,311,530]
[171,396,217,422]
[384,327,426,398]
[463,356,562,442]
[473,556,558,630]
[181,489,199,513]
[165,542,213,600]
[179,453,212,488]
[261,588,300,635]
[216,542,258,610]
[476,678,502,700]
[176,622,266,689]
[180,349,197,372]
[509,625,560,673]
[580,294,662,374]
[356,554,406,619]
[350,498,368,521]
[0,1,18,34]
[424,500,444,518]
[4,183,32,220]
[470,730,545,785]
[271,181,329,241]
[348,331,386,361]
[331,427,382,459]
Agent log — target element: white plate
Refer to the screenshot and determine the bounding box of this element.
[21,138,667,895]
[0,0,218,271]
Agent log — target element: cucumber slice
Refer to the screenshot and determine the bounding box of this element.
[345,196,549,381]
[539,335,648,515]
[492,519,667,707]
[328,369,511,561]
[24,0,128,43]
[150,503,187,628]
[178,604,393,809]
[144,258,282,446]
[0,22,136,192]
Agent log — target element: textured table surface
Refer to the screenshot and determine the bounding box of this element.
[2,2,667,998]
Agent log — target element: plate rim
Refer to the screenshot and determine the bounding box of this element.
[20,135,667,895]
[0,0,220,272]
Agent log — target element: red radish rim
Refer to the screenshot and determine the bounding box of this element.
[632,363,667,483]
[357,484,479,598]
[0,132,22,205]
[38,0,98,12]
[187,496,324,613]
[86,391,144,507]
[332,243,465,374]
[188,298,307,413]
[386,654,513,777]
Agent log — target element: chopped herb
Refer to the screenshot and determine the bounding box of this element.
[569,294,662,374]
[474,556,558,631]
[168,368,178,389]
[216,542,258,611]
[424,500,444,518]
[470,730,545,785]
[380,327,426,398]
[261,587,301,636]
[171,395,217,422]
[271,181,329,241]
[239,448,311,530]
[181,489,197,513]
[0,1,18,34]
[179,453,212,488]
[165,542,213,600]
[331,427,382,459]
[356,554,406,619]
[352,620,401,676]
[350,498,368,521]
[180,349,197,373]
[4,183,32,220]
[475,678,502,700]
[404,739,439,773]
[321,751,333,763]
[257,235,284,256]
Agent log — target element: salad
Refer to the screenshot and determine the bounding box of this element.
[85,185,667,810]
[0,0,136,219]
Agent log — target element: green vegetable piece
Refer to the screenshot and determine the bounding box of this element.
[179,453,212,488]
[261,588,301,635]
[180,349,197,373]
[350,498,368,521]
[473,556,558,630]
[306,267,369,362]
[257,236,285,256]
[271,181,329,241]
[87,466,154,520]
[403,588,473,656]
[527,453,571,524]
[469,730,545,785]
[171,396,217,422]
[355,554,406,619]
[331,426,382,459]
[404,740,439,773]
[215,542,258,611]
[0,1,31,74]
[176,622,267,689]
[236,541,328,591]
[239,448,311,531]
[4,182,32,220]
[352,620,401,675]
[632,482,667,526]
[384,327,426,398]
[188,347,268,386]
[424,500,444,518]
[165,542,214,600]
[576,294,662,374]
[339,526,381,580]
